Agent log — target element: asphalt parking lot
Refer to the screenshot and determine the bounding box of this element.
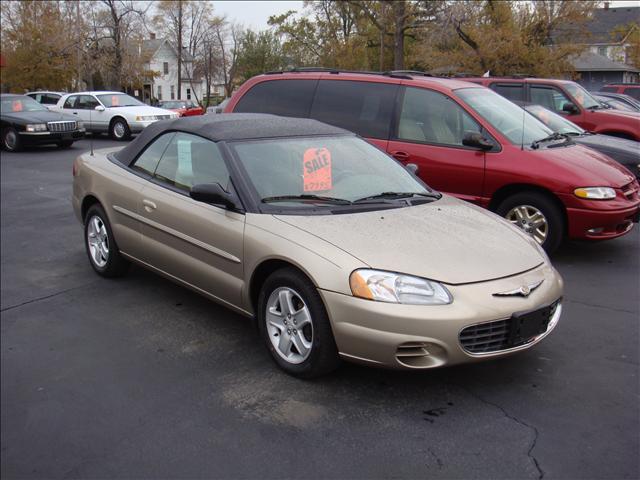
[1,137,638,480]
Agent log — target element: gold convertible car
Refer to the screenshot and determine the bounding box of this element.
[72,114,563,377]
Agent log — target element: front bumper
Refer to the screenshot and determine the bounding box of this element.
[566,203,639,240]
[19,129,85,145]
[128,120,157,133]
[319,264,563,369]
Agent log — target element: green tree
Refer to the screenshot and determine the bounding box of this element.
[236,30,287,81]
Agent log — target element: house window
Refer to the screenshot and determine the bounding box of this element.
[597,46,607,57]
[186,88,191,100]
[157,85,162,100]
[170,85,175,100]
[163,62,169,74]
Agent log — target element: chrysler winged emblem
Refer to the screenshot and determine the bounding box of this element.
[493,279,544,298]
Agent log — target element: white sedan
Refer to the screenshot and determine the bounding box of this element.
[54,91,178,140]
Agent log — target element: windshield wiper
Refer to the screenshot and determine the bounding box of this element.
[354,191,441,203]
[531,132,569,149]
[261,194,352,205]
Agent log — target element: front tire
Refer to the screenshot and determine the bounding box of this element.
[496,191,565,254]
[84,204,129,277]
[257,268,340,378]
[2,127,22,151]
[109,118,131,141]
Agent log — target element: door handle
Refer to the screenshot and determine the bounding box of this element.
[391,151,410,162]
[72,112,78,115]
[142,199,157,212]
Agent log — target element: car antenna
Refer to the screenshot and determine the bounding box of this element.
[521,79,526,151]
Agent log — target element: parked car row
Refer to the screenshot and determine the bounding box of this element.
[224,70,639,253]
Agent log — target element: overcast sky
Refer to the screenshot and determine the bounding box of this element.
[210,0,639,31]
[212,1,304,30]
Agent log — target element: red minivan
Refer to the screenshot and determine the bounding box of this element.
[226,70,640,252]
[467,77,640,141]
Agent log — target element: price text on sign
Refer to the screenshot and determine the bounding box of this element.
[303,148,332,192]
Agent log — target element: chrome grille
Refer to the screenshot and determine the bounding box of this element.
[47,121,76,132]
[460,301,559,354]
[621,181,638,200]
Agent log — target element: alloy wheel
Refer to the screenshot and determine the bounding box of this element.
[113,121,126,139]
[87,215,109,267]
[506,204,548,245]
[4,130,17,150]
[265,287,314,364]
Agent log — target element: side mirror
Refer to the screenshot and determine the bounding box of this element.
[562,102,579,114]
[406,163,419,176]
[95,105,105,112]
[462,131,493,150]
[190,183,237,209]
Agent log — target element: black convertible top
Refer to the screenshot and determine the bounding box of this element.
[115,113,352,164]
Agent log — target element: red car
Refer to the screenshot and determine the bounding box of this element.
[600,83,640,101]
[466,77,640,141]
[158,100,203,117]
[226,70,639,252]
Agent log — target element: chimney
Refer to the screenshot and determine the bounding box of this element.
[604,2,609,10]
[150,32,156,40]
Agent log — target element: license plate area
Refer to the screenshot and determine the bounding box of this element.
[509,307,552,346]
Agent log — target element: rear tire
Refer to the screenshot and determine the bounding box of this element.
[109,118,131,140]
[84,204,130,277]
[496,191,565,254]
[257,267,340,378]
[2,127,22,151]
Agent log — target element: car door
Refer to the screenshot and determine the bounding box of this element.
[138,132,245,307]
[387,86,486,203]
[60,94,80,120]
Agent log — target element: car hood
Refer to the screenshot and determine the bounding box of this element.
[575,134,640,162]
[108,105,175,116]
[536,143,635,188]
[2,110,78,123]
[274,196,544,285]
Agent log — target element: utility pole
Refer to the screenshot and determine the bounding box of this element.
[76,0,81,90]
[177,0,183,99]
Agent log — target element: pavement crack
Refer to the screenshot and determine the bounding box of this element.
[459,386,544,479]
[564,298,635,314]
[1,283,94,313]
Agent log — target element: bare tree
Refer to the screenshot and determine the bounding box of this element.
[212,20,243,98]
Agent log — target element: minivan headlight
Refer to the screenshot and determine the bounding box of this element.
[26,123,48,132]
[349,269,452,305]
[574,187,616,200]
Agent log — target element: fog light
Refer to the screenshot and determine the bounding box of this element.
[587,227,604,234]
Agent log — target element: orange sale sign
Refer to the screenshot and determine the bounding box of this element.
[303,148,332,192]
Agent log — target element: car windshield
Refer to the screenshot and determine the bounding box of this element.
[1,95,48,113]
[160,101,187,109]
[97,94,144,108]
[525,105,584,135]
[231,136,434,207]
[599,97,636,112]
[456,88,552,145]
[564,82,601,109]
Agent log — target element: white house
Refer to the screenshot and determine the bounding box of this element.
[140,34,204,104]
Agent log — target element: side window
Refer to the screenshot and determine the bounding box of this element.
[154,133,230,192]
[624,88,640,100]
[77,95,100,110]
[530,86,573,114]
[491,83,525,102]
[43,94,60,105]
[64,96,78,109]
[396,87,481,147]
[131,132,175,175]
[234,79,317,117]
[310,80,398,139]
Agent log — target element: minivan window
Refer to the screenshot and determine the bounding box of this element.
[491,83,525,102]
[457,88,552,145]
[564,82,601,109]
[234,79,317,117]
[530,85,574,113]
[310,80,398,139]
[397,87,480,147]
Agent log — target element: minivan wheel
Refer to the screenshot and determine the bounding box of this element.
[84,204,130,277]
[257,268,340,378]
[497,192,564,254]
[109,118,131,140]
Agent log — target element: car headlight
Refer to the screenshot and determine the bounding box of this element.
[26,123,48,132]
[574,187,616,200]
[135,115,158,121]
[76,121,84,129]
[349,269,452,305]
